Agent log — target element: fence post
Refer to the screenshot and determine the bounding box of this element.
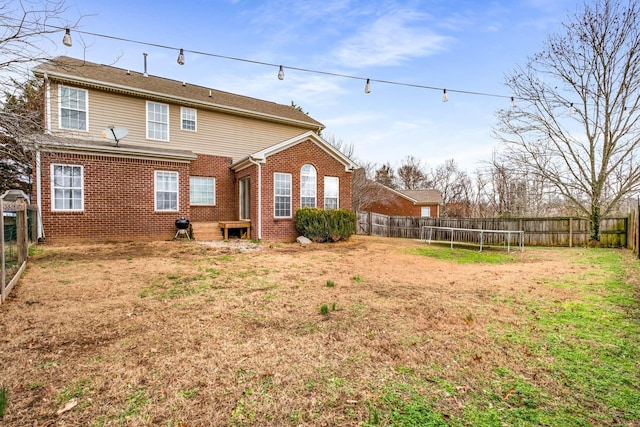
[1,201,5,303]
[16,198,28,265]
[30,206,38,243]
[569,217,573,248]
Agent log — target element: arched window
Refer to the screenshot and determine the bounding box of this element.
[300,164,317,208]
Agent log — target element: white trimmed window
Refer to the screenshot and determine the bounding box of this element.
[155,171,179,211]
[300,164,317,208]
[51,164,83,211]
[421,206,431,217]
[147,101,169,141]
[324,176,339,209]
[181,107,197,131]
[190,177,215,205]
[274,172,292,218]
[59,86,88,131]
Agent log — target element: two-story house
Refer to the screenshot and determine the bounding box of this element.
[32,56,357,242]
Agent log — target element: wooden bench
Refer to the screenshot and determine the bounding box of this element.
[218,220,251,240]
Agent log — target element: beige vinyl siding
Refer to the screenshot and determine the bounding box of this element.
[48,83,316,161]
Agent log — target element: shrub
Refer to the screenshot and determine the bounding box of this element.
[0,387,7,419]
[295,207,356,242]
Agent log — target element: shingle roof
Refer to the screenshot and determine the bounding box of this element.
[396,189,443,204]
[32,56,324,130]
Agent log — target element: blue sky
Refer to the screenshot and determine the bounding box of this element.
[51,0,582,172]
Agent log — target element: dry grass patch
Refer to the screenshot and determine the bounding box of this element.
[0,236,636,426]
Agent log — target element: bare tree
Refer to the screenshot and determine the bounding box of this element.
[430,159,473,217]
[396,155,429,190]
[494,0,640,241]
[350,163,398,211]
[0,1,77,87]
[1,1,79,163]
[322,133,396,211]
[323,133,355,159]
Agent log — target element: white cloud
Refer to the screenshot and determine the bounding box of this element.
[332,9,451,68]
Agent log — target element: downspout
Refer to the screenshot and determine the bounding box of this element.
[247,157,262,240]
[37,73,52,240]
[44,72,51,133]
[36,151,43,240]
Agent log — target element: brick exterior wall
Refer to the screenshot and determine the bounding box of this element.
[363,190,440,217]
[38,151,191,242]
[188,154,236,222]
[253,139,353,242]
[36,140,353,243]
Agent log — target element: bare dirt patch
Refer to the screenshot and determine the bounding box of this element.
[0,236,586,425]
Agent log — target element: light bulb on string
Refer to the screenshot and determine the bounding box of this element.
[278,65,284,80]
[511,96,517,109]
[47,25,530,104]
[62,28,72,47]
[177,49,185,65]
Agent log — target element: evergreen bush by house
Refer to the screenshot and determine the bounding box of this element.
[295,207,356,242]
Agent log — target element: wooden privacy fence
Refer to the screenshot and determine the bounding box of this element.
[629,201,639,257]
[356,211,630,248]
[1,199,37,304]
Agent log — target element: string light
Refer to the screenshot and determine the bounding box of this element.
[511,96,517,109]
[45,25,522,103]
[62,28,72,47]
[568,103,576,117]
[16,24,546,110]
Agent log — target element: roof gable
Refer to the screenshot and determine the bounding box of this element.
[33,56,324,130]
[396,189,443,204]
[373,184,442,204]
[231,131,358,172]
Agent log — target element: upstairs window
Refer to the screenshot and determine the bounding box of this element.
[300,164,317,208]
[324,176,339,209]
[147,101,169,141]
[51,164,83,211]
[59,86,88,131]
[181,107,197,131]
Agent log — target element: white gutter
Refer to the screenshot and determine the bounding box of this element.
[44,73,51,133]
[247,156,262,240]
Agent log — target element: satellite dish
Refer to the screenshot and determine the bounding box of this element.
[101,126,128,147]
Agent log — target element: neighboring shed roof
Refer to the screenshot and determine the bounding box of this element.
[33,56,324,130]
[1,189,30,203]
[396,189,443,204]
